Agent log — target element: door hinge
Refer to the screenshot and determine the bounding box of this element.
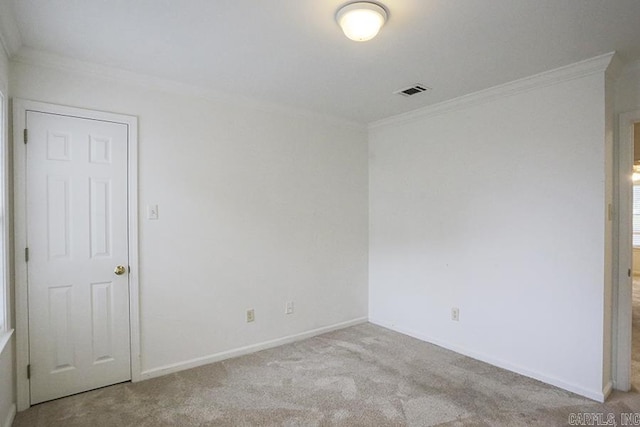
[25,247,29,262]
[23,128,28,144]
[630,268,633,277]
[27,364,31,379]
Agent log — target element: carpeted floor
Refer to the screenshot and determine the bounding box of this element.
[13,320,640,426]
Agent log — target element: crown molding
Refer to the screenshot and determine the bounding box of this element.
[369,52,616,130]
[11,48,366,132]
[0,0,22,57]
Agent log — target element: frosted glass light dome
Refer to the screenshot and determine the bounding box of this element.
[336,2,387,42]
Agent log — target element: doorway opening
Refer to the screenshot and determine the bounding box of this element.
[616,111,640,392]
[631,122,640,389]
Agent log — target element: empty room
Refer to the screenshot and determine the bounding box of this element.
[1,0,640,426]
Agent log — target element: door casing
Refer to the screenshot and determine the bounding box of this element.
[13,99,140,411]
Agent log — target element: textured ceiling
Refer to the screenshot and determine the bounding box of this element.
[6,0,640,123]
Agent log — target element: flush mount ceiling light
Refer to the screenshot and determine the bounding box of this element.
[336,2,388,42]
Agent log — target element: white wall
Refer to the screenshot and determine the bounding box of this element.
[6,49,629,409]
[369,66,611,400]
[0,40,16,427]
[616,62,640,115]
[10,57,368,377]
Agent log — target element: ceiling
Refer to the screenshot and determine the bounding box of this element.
[4,0,640,123]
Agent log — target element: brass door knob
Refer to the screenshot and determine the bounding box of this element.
[114,265,127,275]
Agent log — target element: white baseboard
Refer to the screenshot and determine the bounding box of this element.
[140,317,368,381]
[3,404,16,427]
[369,318,607,403]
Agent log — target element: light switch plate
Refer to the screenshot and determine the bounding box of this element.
[285,301,294,315]
[147,205,159,220]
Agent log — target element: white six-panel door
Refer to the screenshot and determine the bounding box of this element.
[26,111,131,404]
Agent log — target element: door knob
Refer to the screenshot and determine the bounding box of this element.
[114,265,127,275]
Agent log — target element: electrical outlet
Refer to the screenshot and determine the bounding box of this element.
[285,301,294,315]
[246,309,255,323]
[451,307,460,322]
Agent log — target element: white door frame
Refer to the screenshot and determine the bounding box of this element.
[614,109,640,391]
[13,99,141,411]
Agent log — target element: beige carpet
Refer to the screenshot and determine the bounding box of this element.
[13,322,640,426]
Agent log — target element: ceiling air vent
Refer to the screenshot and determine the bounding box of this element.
[394,84,430,97]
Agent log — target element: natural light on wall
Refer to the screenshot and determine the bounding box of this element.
[633,165,640,247]
[633,164,640,182]
[633,185,640,247]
